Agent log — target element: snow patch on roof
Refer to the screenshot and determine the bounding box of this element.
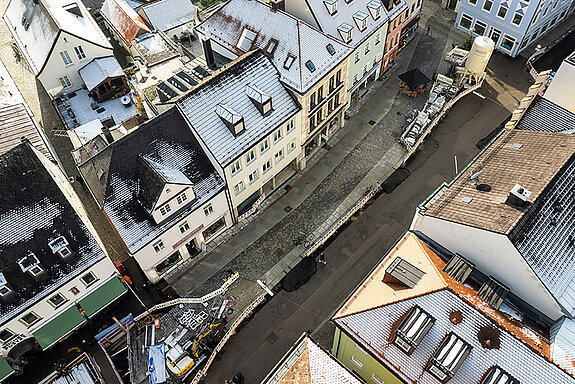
[0,198,63,246]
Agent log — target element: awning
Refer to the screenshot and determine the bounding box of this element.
[32,305,86,350]
[0,357,14,382]
[78,277,126,318]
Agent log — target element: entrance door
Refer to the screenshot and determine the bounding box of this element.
[186,240,201,259]
[489,28,502,46]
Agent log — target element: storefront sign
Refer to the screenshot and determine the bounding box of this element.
[2,334,28,351]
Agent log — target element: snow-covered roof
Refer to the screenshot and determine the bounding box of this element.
[140,0,197,32]
[100,0,152,46]
[195,0,351,94]
[3,0,111,75]
[551,318,575,377]
[302,0,391,48]
[176,50,301,168]
[79,56,125,92]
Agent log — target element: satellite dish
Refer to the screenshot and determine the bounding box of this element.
[470,170,482,181]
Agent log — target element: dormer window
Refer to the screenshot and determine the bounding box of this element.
[367,0,383,19]
[284,54,296,70]
[324,0,338,15]
[18,253,44,277]
[338,23,354,43]
[237,28,257,52]
[245,84,273,116]
[427,333,472,383]
[265,39,279,56]
[176,192,188,205]
[0,273,10,297]
[481,366,519,384]
[353,11,369,32]
[216,104,244,136]
[49,236,73,260]
[392,306,435,355]
[159,204,171,216]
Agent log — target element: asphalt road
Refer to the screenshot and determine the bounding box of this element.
[201,84,516,383]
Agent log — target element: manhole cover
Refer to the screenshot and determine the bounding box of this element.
[344,114,351,120]
[369,120,376,125]
[391,131,400,138]
[266,332,279,344]
[284,206,292,212]
[274,248,285,257]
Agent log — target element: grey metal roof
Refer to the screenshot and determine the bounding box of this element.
[516,96,575,134]
[78,107,225,253]
[176,50,301,168]
[335,289,575,383]
[0,143,106,323]
[509,154,575,316]
[140,0,197,32]
[79,56,125,92]
[195,0,351,94]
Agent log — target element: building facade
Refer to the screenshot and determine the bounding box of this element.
[401,0,423,43]
[455,0,573,57]
[381,0,408,73]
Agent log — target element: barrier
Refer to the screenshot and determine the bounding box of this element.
[526,60,538,81]
[238,193,266,222]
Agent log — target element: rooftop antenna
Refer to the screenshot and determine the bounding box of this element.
[470,170,482,186]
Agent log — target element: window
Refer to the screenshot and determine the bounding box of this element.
[203,217,226,240]
[48,293,67,308]
[371,373,384,384]
[365,42,370,54]
[29,265,43,276]
[336,69,341,84]
[153,240,165,253]
[355,51,360,63]
[0,286,10,296]
[58,75,73,89]
[541,21,550,33]
[159,204,171,216]
[155,251,182,275]
[0,330,15,343]
[234,181,245,195]
[286,119,295,133]
[469,0,477,5]
[326,43,336,55]
[531,29,539,40]
[317,86,323,101]
[427,333,472,382]
[497,6,508,18]
[263,160,272,174]
[284,54,296,70]
[316,109,322,124]
[519,37,529,49]
[275,149,284,164]
[500,34,516,51]
[473,20,487,35]
[231,160,242,175]
[248,170,258,184]
[273,128,283,143]
[482,0,493,11]
[245,150,256,165]
[74,45,86,60]
[355,343,368,355]
[266,39,278,55]
[20,312,41,327]
[288,140,296,153]
[392,306,435,355]
[460,14,473,29]
[59,50,73,66]
[70,286,80,295]
[305,60,316,72]
[204,204,214,217]
[81,272,97,286]
[260,139,270,154]
[310,93,316,109]
[334,92,340,106]
[329,75,335,91]
[375,33,381,45]
[176,193,187,205]
[59,246,72,258]
[310,115,316,129]
[179,221,190,234]
[512,12,523,25]
[350,355,363,369]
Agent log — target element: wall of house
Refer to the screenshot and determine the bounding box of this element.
[403,0,423,28]
[544,59,575,111]
[332,327,405,384]
[133,189,231,283]
[411,213,565,320]
[151,183,195,224]
[346,23,388,105]
[195,32,238,61]
[0,259,119,357]
[382,10,406,73]
[224,115,302,216]
[283,0,320,29]
[39,32,113,98]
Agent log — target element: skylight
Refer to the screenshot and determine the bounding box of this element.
[237,28,257,52]
[481,366,519,384]
[284,54,296,70]
[393,306,435,355]
[326,44,336,55]
[428,333,472,382]
[305,60,316,72]
[266,39,278,55]
[18,252,41,273]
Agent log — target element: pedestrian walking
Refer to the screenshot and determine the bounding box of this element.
[426,25,431,35]
[318,252,327,265]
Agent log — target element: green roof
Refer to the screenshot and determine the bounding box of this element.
[79,277,126,318]
[32,305,85,350]
[0,356,14,382]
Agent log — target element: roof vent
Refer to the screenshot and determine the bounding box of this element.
[337,23,353,43]
[443,253,474,283]
[477,326,501,350]
[505,184,531,207]
[216,104,244,136]
[477,276,508,309]
[324,0,338,15]
[245,84,272,116]
[63,2,83,18]
[383,257,426,288]
[481,366,519,384]
[237,28,257,52]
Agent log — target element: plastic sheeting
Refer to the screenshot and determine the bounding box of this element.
[147,344,167,384]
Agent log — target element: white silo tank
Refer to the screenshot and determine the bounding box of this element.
[465,36,495,74]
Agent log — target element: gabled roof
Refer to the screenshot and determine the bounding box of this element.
[78,107,225,253]
[195,0,351,94]
[176,50,301,167]
[516,96,575,134]
[333,232,575,383]
[140,0,197,32]
[79,56,125,92]
[101,0,152,46]
[263,335,362,383]
[301,0,391,47]
[3,0,111,76]
[0,143,106,323]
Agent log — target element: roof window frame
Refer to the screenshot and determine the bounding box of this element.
[284,54,296,70]
[326,43,336,55]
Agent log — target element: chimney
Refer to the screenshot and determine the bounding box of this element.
[270,0,285,12]
[202,38,217,69]
[505,184,531,207]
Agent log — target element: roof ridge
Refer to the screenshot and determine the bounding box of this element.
[297,19,304,92]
